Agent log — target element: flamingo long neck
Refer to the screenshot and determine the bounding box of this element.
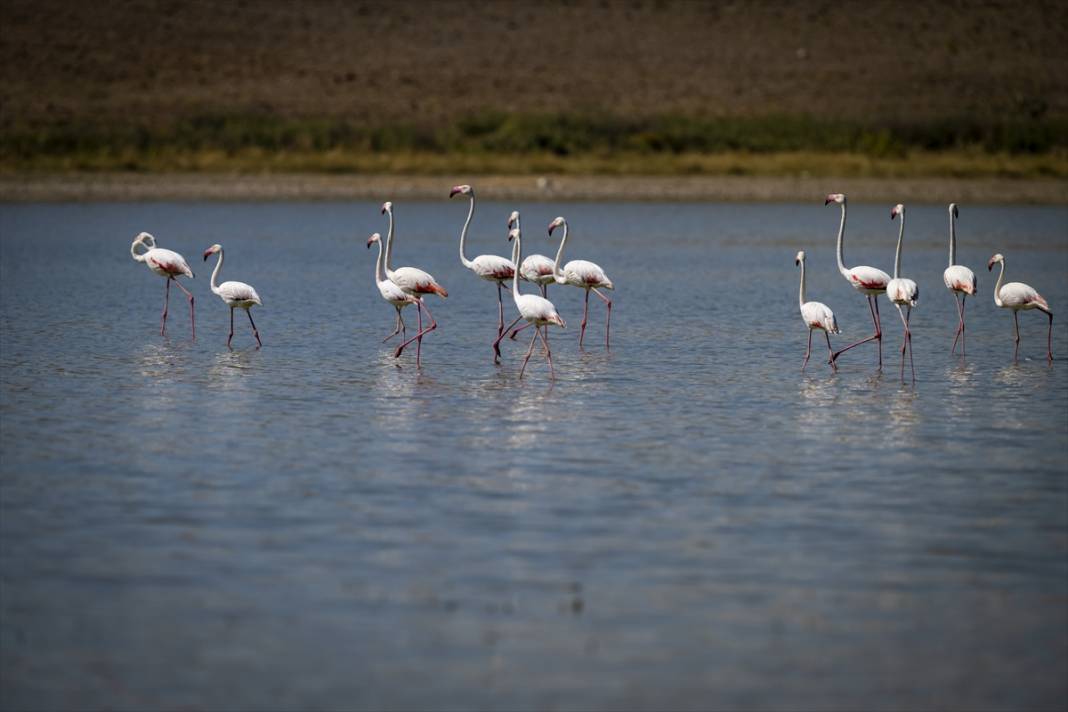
[373,238,387,286]
[458,195,476,269]
[835,201,849,279]
[383,208,396,278]
[209,249,224,295]
[511,231,522,304]
[131,239,148,262]
[993,259,1006,307]
[948,208,957,267]
[893,212,905,279]
[798,259,807,309]
[551,221,569,283]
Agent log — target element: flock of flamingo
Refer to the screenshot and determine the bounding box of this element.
[799,194,1054,379]
[128,187,1054,381]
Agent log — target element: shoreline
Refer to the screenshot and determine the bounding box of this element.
[1,173,1066,204]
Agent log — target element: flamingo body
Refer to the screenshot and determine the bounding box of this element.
[943,265,976,295]
[988,252,1053,362]
[557,259,614,290]
[468,254,516,282]
[144,248,194,279]
[844,265,890,295]
[130,232,195,338]
[801,301,839,334]
[390,266,448,298]
[887,278,918,307]
[203,243,262,348]
[518,254,557,286]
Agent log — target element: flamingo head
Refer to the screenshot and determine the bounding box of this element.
[950,203,959,218]
[367,232,381,249]
[548,216,565,235]
[507,227,520,242]
[891,203,904,220]
[825,193,846,206]
[450,184,472,198]
[134,231,156,248]
[795,250,805,266]
[202,243,221,261]
[508,210,519,228]
[380,201,392,215]
[988,253,1004,271]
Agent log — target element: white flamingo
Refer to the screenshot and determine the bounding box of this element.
[449,184,516,362]
[130,231,195,338]
[988,253,1053,362]
[381,201,448,366]
[508,209,556,342]
[203,243,262,348]
[795,250,840,371]
[367,232,417,342]
[943,203,977,355]
[493,227,565,378]
[885,204,919,381]
[547,216,614,350]
[826,194,890,367]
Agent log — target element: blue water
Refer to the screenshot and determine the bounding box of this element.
[2,200,1067,711]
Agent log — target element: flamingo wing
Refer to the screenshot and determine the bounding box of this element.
[146,248,193,278]
[520,254,556,283]
[218,280,262,305]
[564,259,613,289]
[943,265,977,295]
[392,266,448,297]
[801,301,839,333]
[847,266,890,292]
[1000,282,1049,311]
[471,254,515,280]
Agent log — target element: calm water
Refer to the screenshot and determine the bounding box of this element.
[2,200,1067,711]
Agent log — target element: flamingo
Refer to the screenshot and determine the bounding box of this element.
[203,243,262,348]
[449,184,516,362]
[795,251,840,371]
[885,204,919,381]
[826,194,890,367]
[988,253,1053,362]
[129,231,196,339]
[492,227,565,378]
[547,216,614,350]
[366,232,417,342]
[943,203,977,355]
[508,209,556,342]
[381,201,448,366]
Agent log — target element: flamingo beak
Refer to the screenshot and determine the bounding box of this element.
[548,224,557,235]
[449,187,462,198]
[824,197,832,205]
[795,258,801,266]
[202,249,212,261]
[366,238,374,249]
[987,258,995,271]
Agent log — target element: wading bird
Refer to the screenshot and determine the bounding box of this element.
[547,216,614,350]
[367,232,417,342]
[381,201,448,367]
[885,204,918,381]
[203,243,262,348]
[942,204,977,355]
[450,184,516,362]
[508,209,557,342]
[130,232,195,339]
[795,251,840,371]
[494,227,565,379]
[988,252,1053,362]
[826,194,890,367]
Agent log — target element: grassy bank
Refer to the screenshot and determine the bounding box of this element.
[3,113,1067,178]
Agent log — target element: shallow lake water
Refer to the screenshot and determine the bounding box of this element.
[2,199,1067,711]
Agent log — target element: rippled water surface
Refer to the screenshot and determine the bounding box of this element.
[2,200,1067,711]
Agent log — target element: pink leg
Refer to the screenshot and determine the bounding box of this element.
[519,327,538,378]
[951,294,965,354]
[495,315,525,359]
[824,330,836,370]
[228,307,235,348]
[579,289,590,350]
[802,329,813,371]
[496,282,505,339]
[394,300,437,364]
[831,296,881,365]
[247,309,262,348]
[873,296,883,367]
[383,308,404,342]
[537,326,555,379]
[1043,308,1053,362]
[160,278,171,335]
[510,321,532,339]
[591,287,612,349]
[897,305,914,381]
[171,278,196,340]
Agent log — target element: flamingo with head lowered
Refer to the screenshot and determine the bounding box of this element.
[547,216,614,350]
[988,252,1053,362]
[943,203,977,355]
[795,251,840,371]
[886,204,919,381]
[367,232,417,342]
[381,201,448,367]
[826,194,890,367]
[130,232,195,339]
[203,243,262,348]
[449,184,516,362]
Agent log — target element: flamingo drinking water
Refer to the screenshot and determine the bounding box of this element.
[203,243,262,348]
[795,251,840,371]
[943,204,977,355]
[826,194,890,367]
[547,217,614,350]
[988,252,1053,362]
[367,232,417,342]
[885,204,919,381]
[130,232,196,339]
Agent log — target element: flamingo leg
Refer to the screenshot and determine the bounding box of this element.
[383,307,403,343]
[494,316,525,360]
[906,307,914,381]
[825,331,836,370]
[1013,310,1020,362]
[896,305,914,382]
[519,327,539,378]
[228,307,234,348]
[247,309,261,348]
[831,296,881,364]
[496,282,505,339]
[873,295,883,367]
[951,293,965,354]
[394,299,436,364]
[960,295,967,356]
[510,321,532,339]
[171,278,196,340]
[1043,309,1054,362]
[802,329,813,371]
[537,326,555,379]
[579,289,590,350]
[160,278,171,335]
[592,287,612,350]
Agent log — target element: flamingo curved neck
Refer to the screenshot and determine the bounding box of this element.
[131,239,149,262]
[798,259,807,309]
[511,232,522,303]
[209,249,224,295]
[835,202,849,278]
[993,260,1006,307]
[458,195,476,269]
[948,210,957,267]
[383,208,396,278]
[552,222,569,283]
[893,212,905,279]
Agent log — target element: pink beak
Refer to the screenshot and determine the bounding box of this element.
[449,187,462,198]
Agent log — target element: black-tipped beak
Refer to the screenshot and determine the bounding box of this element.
[202,250,211,261]
[795,258,800,266]
[548,224,556,235]
[449,187,461,198]
[824,198,832,205]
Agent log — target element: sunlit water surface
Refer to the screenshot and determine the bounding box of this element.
[2,200,1067,711]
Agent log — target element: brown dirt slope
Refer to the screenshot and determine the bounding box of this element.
[1,0,1066,129]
